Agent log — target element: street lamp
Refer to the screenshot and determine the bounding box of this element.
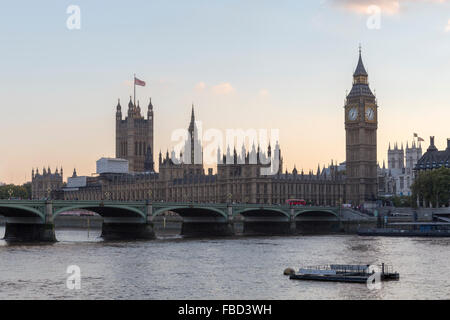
[148,189,153,201]
[105,191,111,201]
[46,187,51,200]
[8,188,13,200]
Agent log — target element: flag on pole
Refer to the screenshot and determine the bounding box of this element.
[413,133,418,138]
[418,137,424,142]
[134,77,146,86]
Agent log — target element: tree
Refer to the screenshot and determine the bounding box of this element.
[391,195,412,208]
[0,184,31,200]
[411,167,450,207]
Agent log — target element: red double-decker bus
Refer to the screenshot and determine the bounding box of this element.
[286,199,306,206]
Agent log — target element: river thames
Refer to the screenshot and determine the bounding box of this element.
[0,226,449,300]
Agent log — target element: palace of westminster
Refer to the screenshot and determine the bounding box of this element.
[31,51,450,205]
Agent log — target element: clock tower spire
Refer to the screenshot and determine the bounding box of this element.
[344,47,378,206]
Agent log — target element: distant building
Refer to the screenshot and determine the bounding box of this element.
[31,167,63,199]
[96,158,129,175]
[379,141,422,196]
[33,50,388,205]
[414,137,450,173]
[344,48,378,205]
[60,104,345,204]
[115,97,154,172]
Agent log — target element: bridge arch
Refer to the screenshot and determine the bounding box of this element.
[0,204,46,221]
[152,206,227,219]
[234,207,290,218]
[53,204,146,220]
[294,209,339,219]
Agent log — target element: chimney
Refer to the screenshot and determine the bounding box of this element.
[427,136,438,152]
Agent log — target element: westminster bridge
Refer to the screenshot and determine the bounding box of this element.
[0,200,371,242]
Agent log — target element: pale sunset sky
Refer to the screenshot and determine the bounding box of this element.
[1,0,450,184]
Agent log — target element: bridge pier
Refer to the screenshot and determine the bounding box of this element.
[181,221,234,237]
[290,208,297,234]
[101,222,155,240]
[242,221,291,235]
[295,220,341,234]
[100,206,156,241]
[3,201,56,243]
[177,205,235,237]
[4,222,56,243]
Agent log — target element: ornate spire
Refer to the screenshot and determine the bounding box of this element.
[128,96,133,108]
[148,97,153,111]
[144,146,154,172]
[354,45,368,77]
[188,104,196,134]
[137,100,141,115]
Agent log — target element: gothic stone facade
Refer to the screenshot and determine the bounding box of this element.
[31,167,63,199]
[34,52,386,205]
[378,141,422,196]
[60,104,345,205]
[344,50,378,205]
[115,97,154,172]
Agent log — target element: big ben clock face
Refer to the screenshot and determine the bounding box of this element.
[365,106,375,122]
[348,107,358,121]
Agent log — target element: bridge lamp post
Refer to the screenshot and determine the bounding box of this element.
[148,190,152,202]
[227,193,232,204]
[47,187,51,200]
[8,188,13,200]
[105,191,111,201]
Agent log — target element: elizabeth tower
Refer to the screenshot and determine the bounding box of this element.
[344,49,378,205]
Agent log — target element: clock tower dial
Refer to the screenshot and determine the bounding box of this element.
[344,48,378,206]
[365,106,376,122]
[347,106,358,121]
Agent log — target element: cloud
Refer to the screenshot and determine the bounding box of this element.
[446,19,450,32]
[332,0,448,15]
[194,81,206,91]
[211,82,235,95]
[259,89,270,97]
[194,82,236,95]
[123,80,133,87]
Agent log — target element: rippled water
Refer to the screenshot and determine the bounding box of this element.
[0,226,449,300]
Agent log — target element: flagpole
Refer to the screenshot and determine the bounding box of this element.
[133,73,136,106]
